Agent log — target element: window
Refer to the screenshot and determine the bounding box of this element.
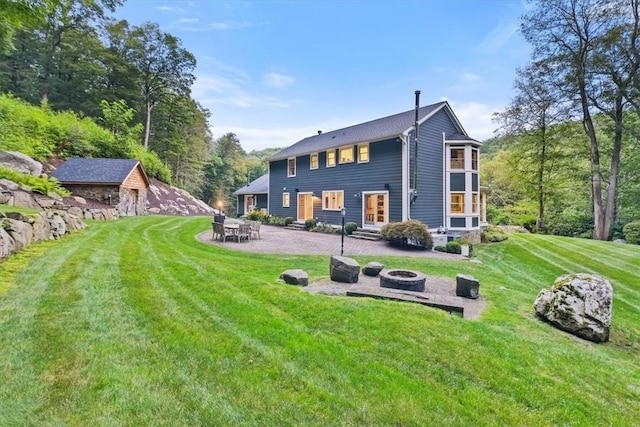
[310,153,318,170]
[288,158,296,177]
[472,193,479,214]
[471,149,478,171]
[451,193,464,214]
[322,190,344,210]
[282,192,290,207]
[358,144,369,163]
[450,147,465,169]
[326,150,336,167]
[339,146,354,164]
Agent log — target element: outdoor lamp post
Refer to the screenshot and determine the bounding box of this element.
[341,207,346,256]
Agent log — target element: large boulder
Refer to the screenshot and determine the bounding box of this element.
[0,226,16,259]
[280,269,309,286]
[3,218,33,251]
[47,212,67,239]
[0,151,42,176]
[456,274,480,299]
[534,273,613,343]
[12,190,42,210]
[330,255,360,283]
[32,213,53,242]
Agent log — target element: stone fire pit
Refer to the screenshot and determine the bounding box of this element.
[379,269,426,292]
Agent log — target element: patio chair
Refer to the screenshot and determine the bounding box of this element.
[236,223,252,242]
[249,220,261,240]
[211,221,219,241]
[222,223,235,242]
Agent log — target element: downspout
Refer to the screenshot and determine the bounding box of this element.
[400,132,409,221]
[442,132,447,229]
[411,90,420,205]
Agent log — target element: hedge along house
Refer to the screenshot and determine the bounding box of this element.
[51,158,150,216]
[268,93,488,242]
[233,173,269,216]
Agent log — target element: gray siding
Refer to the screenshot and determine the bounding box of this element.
[409,108,457,228]
[269,138,402,226]
[235,193,268,216]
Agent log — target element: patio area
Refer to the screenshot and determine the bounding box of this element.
[197,224,463,258]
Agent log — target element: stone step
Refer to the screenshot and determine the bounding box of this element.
[285,223,307,231]
[347,234,381,241]
[350,228,382,240]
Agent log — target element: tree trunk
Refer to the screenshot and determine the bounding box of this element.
[603,96,624,239]
[143,100,153,149]
[536,125,547,230]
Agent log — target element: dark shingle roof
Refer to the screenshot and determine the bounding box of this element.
[446,133,481,144]
[50,158,144,185]
[269,101,450,161]
[233,173,269,195]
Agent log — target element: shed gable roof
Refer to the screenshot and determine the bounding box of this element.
[233,173,269,195]
[270,101,457,161]
[51,158,148,185]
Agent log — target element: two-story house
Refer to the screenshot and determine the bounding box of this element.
[267,95,487,242]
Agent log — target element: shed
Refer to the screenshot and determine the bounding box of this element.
[51,158,150,216]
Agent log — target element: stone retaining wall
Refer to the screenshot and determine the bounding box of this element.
[0,210,86,259]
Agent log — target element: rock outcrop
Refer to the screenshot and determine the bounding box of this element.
[0,151,43,176]
[534,273,613,343]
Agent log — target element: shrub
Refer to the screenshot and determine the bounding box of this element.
[345,222,358,234]
[246,209,270,223]
[434,245,447,252]
[623,221,640,245]
[481,229,509,243]
[380,220,433,250]
[284,217,294,226]
[445,240,462,254]
[304,218,317,230]
[0,167,70,197]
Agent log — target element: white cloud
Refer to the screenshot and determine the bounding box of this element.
[209,21,250,30]
[449,100,500,141]
[176,18,199,24]
[263,72,295,89]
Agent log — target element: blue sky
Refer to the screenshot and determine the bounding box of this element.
[113,0,531,151]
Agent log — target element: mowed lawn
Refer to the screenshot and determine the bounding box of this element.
[0,215,638,426]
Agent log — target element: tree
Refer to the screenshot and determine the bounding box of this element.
[0,0,50,55]
[202,133,248,213]
[522,0,640,239]
[495,61,571,229]
[126,22,196,149]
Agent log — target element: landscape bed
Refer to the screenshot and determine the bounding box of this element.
[0,215,638,425]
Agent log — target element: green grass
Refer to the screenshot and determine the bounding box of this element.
[0,205,40,215]
[0,216,638,425]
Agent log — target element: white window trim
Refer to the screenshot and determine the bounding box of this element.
[326,149,336,168]
[282,192,290,207]
[471,148,479,171]
[287,157,296,177]
[322,190,344,211]
[357,143,370,163]
[310,152,319,170]
[339,146,354,164]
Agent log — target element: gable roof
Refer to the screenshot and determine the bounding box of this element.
[233,173,269,195]
[50,158,149,185]
[270,101,461,161]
